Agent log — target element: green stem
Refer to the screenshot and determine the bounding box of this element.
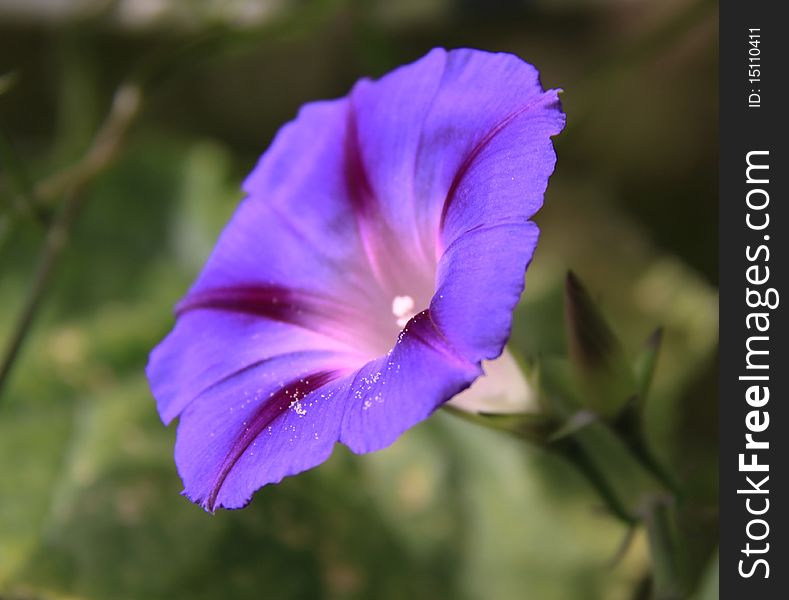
[0,84,141,401]
[642,496,683,600]
[0,188,84,398]
[554,438,636,524]
[0,125,50,226]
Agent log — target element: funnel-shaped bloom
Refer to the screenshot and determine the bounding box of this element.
[147,48,565,511]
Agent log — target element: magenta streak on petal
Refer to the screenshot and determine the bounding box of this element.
[343,102,376,222]
[439,91,558,232]
[176,285,366,338]
[176,285,390,354]
[189,349,344,413]
[344,101,391,290]
[204,369,342,512]
[406,309,477,370]
[176,285,317,323]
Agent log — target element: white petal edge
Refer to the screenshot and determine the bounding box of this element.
[446,347,538,414]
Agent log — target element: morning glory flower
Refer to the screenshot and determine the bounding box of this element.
[147,47,565,511]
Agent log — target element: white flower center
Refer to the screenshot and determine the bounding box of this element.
[391,295,416,328]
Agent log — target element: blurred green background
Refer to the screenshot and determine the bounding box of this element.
[0,1,717,599]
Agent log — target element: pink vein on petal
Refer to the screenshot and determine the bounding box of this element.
[439,90,560,230]
[344,99,391,290]
[204,369,343,512]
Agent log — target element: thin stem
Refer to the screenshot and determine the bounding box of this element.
[0,125,50,226]
[642,495,683,600]
[0,189,83,396]
[0,84,141,400]
[0,1,348,397]
[4,0,349,219]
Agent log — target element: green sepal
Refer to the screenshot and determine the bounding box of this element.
[529,356,583,420]
[563,271,637,418]
[551,418,666,523]
[442,404,556,444]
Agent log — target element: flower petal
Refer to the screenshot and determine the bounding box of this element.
[349,48,563,262]
[340,310,481,453]
[421,50,563,245]
[348,48,564,363]
[173,310,478,511]
[174,351,352,511]
[431,221,540,362]
[147,310,355,425]
[191,99,394,347]
[347,48,446,279]
[426,52,564,362]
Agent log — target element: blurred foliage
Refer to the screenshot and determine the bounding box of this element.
[1,0,717,598]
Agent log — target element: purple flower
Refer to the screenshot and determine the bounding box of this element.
[147,48,565,511]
